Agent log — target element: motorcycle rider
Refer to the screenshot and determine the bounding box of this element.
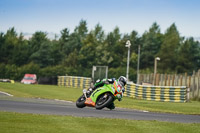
[90,76,127,110]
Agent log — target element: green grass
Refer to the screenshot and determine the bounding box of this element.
[0,112,200,133]
[0,82,82,101]
[116,97,200,114]
[0,82,200,114]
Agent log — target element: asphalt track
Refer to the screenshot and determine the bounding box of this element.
[0,96,200,123]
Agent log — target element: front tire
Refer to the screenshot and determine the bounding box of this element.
[76,95,86,108]
[95,93,114,110]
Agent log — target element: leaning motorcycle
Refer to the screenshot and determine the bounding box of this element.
[76,80,123,110]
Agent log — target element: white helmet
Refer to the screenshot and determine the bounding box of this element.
[118,76,127,87]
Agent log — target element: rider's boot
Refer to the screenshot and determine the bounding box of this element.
[107,102,115,110]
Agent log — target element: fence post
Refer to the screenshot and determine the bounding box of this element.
[143,74,146,83]
[160,74,164,86]
[156,73,160,85]
[187,87,190,102]
[175,75,180,86]
[172,74,175,86]
[197,70,200,98]
[168,75,170,86]
[189,76,191,90]
[198,70,200,99]
[151,73,154,84]
[148,74,151,83]
[141,74,144,84]
[164,73,167,86]
[185,73,188,86]
[180,75,183,86]
[192,71,195,98]
[145,74,148,83]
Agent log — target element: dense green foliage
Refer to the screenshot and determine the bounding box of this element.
[0,20,200,81]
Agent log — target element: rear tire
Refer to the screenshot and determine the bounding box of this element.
[76,95,86,108]
[95,93,114,110]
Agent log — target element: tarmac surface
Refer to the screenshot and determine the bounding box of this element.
[0,95,200,123]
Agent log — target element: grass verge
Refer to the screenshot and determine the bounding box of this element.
[0,112,200,133]
[0,82,82,101]
[0,82,200,114]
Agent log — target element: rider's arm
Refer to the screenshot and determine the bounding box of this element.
[93,79,106,89]
[107,78,115,84]
[94,78,115,89]
[122,87,125,93]
[118,87,125,101]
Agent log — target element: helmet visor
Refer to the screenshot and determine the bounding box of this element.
[119,81,124,87]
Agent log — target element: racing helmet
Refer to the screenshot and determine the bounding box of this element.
[118,76,127,87]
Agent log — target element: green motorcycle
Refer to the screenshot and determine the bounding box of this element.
[76,80,123,110]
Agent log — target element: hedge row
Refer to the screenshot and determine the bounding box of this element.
[0,63,137,82]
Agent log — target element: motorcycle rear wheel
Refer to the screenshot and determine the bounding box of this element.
[95,93,114,110]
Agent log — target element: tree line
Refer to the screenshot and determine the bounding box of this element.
[0,20,200,82]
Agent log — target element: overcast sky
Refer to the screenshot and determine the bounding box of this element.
[0,0,200,38]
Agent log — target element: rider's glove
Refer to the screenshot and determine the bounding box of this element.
[104,81,109,84]
[102,79,109,84]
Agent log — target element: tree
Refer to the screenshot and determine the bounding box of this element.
[128,30,141,54]
[92,24,105,65]
[74,19,88,39]
[79,30,99,67]
[120,30,141,69]
[73,23,105,68]
[62,20,88,57]
[63,49,80,67]
[104,27,123,67]
[59,28,70,52]
[176,37,200,73]
[157,23,182,72]
[0,28,30,66]
[0,32,5,63]
[30,41,54,68]
[28,31,48,59]
[51,40,63,65]
[140,22,163,69]
[10,33,29,66]
[1,27,18,64]
[1,21,200,80]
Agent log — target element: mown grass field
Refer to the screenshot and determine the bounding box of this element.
[0,82,200,114]
[0,112,200,133]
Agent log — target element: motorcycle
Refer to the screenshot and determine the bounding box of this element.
[76,80,123,110]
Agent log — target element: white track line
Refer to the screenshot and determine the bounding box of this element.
[54,99,73,103]
[0,91,13,97]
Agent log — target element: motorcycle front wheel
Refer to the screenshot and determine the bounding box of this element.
[95,93,114,110]
[76,95,86,108]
